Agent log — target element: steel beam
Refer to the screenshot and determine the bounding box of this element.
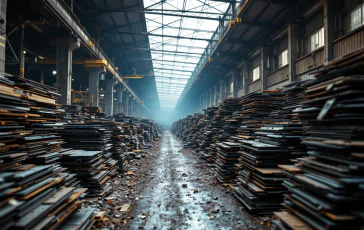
[152,59,199,65]
[105,31,219,42]
[123,47,202,56]
[90,9,230,21]
[154,67,193,73]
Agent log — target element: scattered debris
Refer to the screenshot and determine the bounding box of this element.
[120,204,131,212]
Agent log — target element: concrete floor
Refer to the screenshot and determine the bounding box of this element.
[128,131,268,230]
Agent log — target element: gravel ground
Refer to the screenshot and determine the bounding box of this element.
[89,131,274,230]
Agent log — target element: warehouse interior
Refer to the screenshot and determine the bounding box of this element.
[1,0,364,229]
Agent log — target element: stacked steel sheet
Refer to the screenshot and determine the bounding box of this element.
[233,91,289,214]
[60,150,112,198]
[108,121,129,172]
[60,104,84,122]
[214,98,243,141]
[6,77,67,166]
[215,142,241,183]
[0,75,90,230]
[0,164,89,230]
[57,122,115,197]
[274,50,364,229]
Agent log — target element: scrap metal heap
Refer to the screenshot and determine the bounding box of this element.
[171,85,308,215]
[0,75,94,229]
[274,49,364,229]
[172,48,364,218]
[0,75,162,229]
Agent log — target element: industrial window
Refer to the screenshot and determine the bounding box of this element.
[252,66,260,81]
[278,49,288,67]
[310,27,324,52]
[351,3,364,31]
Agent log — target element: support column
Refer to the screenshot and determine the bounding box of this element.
[324,0,339,63]
[130,97,134,117]
[199,96,203,112]
[205,91,209,108]
[88,67,105,107]
[105,78,115,116]
[260,46,271,90]
[209,88,213,106]
[20,24,25,78]
[219,80,224,103]
[243,61,250,95]
[288,24,299,82]
[116,86,123,114]
[0,0,7,75]
[232,71,238,97]
[55,37,75,105]
[123,93,129,115]
[136,104,139,118]
[214,84,219,105]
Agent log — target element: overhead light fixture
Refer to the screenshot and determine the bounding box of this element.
[23,50,26,54]
[100,94,105,97]
[100,88,103,91]
[113,90,116,92]
[52,70,57,75]
[86,88,89,91]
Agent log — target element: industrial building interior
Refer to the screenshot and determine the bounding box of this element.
[0,0,363,229]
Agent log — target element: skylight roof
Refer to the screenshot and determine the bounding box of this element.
[143,0,229,108]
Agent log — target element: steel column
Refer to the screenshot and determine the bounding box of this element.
[288,24,299,82]
[0,0,7,75]
[243,61,250,95]
[88,67,105,106]
[20,24,25,78]
[55,37,74,105]
[105,78,115,115]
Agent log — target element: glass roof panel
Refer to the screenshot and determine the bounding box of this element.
[144,0,229,108]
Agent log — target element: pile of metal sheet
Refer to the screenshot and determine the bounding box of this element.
[107,121,129,172]
[4,77,67,166]
[0,164,89,230]
[233,91,292,214]
[215,142,241,183]
[0,75,91,230]
[274,49,364,229]
[60,150,112,198]
[60,105,84,122]
[57,122,115,197]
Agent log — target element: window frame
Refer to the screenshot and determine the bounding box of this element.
[310,27,325,52]
[278,49,288,68]
[350,3,364,31]
[252,66,260,81]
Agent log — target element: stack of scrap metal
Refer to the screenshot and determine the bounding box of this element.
[58,122,112,151]
[196,106,219,160]
[234,139,289,213]
[108,121,129,172]
[215,142,241,183]
[0,76,30,171]
[215,98,242,138]
[0,164,89,230]
[274,49,364,229]
[5,77,67,166]
[57,122,115,197]
[233,91,289,214]
[235,91,284,141]
[60,104,84,122]
[60,150,112,198]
